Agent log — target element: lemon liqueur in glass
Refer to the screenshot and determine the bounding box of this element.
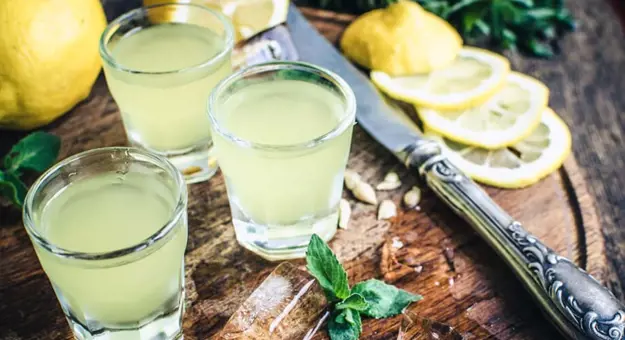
[23,148,188,340]
[209,62,356,260]
[100,3,234,183]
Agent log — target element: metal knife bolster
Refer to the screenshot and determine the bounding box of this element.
[402,140,625,340]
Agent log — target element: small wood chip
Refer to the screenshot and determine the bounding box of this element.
[344,170,361,190]
[380,238,422,283]
[377,200,397,220]
[338,199,351,229]
[353,182,377,205]
[443,247,456,272]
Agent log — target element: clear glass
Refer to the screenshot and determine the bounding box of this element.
[23,147,189,340]
[208,61,356,260]
[100,3,235,183]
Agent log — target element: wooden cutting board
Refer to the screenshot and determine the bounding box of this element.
[0,8,608,340]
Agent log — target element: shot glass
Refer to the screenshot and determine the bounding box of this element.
[208,61,356,260]
[23,147,188,340]
[99,3,235,183]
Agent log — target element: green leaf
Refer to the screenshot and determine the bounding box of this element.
[0,171,28,206]
[526,8,557,21]
[351,279,422,318]
[446,0,484,17]
[459,2,488,33]
[503,28,517,43]
[335,308,356,324]
[501,28,518,50]
[474,19,491,35]
[556,9,576,31]
[510,0,533,8]
[498,1,522,24]
[336,293,369,311]
[419,1,450,17]
[526,38,554,58]
[541,25,556,39]
[487,2,503,41]
[306,234,350,302]
[328,309,362,340]
[3,132,60,174]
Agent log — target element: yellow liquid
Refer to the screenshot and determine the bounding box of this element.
[213,80,353,242]
[104,23,231,152]
[33,172,187,327]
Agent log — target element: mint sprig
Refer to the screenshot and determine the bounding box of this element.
[329,309,362,340]
[306,234,423,340]
[0,171,27,206]
[0,132,60,207]
[307,233,350,302]
[336,293,368,312]
[352,279,422,318]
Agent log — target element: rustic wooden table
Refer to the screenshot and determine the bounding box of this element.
[1,0,625,339]
[85,0,625,298]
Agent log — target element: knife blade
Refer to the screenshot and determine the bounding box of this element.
[286,7,418,156]
[286,5,625,340]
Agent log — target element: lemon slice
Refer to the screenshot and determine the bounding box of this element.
[144,0,289,42]
[221,0,290,41]
[418,72,549,149]
[425,108,571,189]
[371,47,510,110]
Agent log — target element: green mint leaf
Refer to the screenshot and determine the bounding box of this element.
[4,132,61,174]
[351,279,422,319]
[335,308,360,326]
[510,0,533,8]
[461,4,487,34]
[446,0,483,17]
[334,309,348,324]
[328,309,362,340]
[0,171,28,206]
[306,234,350,302]
[336,293,369,312]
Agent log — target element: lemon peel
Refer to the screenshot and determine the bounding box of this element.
[425,108,571,189]
[371,47,510,110]
[418,72,549,149]
[340,1,462,75]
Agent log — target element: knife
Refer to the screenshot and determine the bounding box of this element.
[286,5,625,340]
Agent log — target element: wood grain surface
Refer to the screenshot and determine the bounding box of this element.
[0,1,623,339]
[298,0,625,297]
[0,68,606,339]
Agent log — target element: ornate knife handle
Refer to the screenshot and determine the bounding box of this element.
[404,140,625,340]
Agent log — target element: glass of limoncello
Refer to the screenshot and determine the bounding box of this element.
[208,61,356,260]
[99,3,234,183]
[23,147,188,340]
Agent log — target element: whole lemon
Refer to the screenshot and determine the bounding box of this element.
[0,0,107,130]
[340,1,462,76]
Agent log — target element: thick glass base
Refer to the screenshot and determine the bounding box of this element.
[232,209,339,261]
[128,137,218,184]
[167,145,218,184]
[66,293,184,340]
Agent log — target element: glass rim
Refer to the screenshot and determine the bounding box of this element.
[99,2,235,75]
[207,61,357,152]
[22,147,188,261]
